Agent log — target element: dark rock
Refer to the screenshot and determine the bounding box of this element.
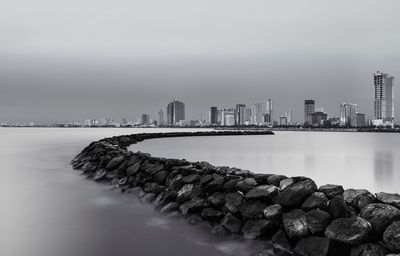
[126,155,140,167]
[327,195,350,219]
[105,155,125,170]
[160,202,180,213]
[177,184,194,203]
[319,184,344,199]
[93,169,107,181]
[302,192,328,211]
[383,221,400,252]
[167,174,184,191]
[143,182,164,194]
[360,203,400,234]
[187,215,203,225]
[99,154,112,168]
[223,179,240,192]
[239,200,267,219]
[182,174,200,184]
[282,209,309,239]
[253,174,272,185]
[344,189,376,211]
[179,197,209,216]
[268,175,288,186]
[273,179,318,208]
[376,192,400,209]
[271,230,294,256]
[205,176,225,193]
[140,193,157,203]
[350,243,387,256]
[237,178,257,193]
[188,185,205,199]
[325,216,372,245]
[241,219,272,239]
[199,174,213,186]
[211,225,227,236]
[305,209,331,235]
[280,178,294,191]
[143,163,164,175]
[224,192,243,214]
[126,161,141,176]
[220,213,243,233]
[154,190,178,210]
[245,185,279,201]
[264,204,283,221]
[295,236,331,256]
[209,192,225,207]
[201,208,224,221]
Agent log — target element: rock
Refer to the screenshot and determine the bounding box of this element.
[344,189,376,211]
[327,195,350,219]
[241,219,272,239]
[325,216,372,245]
[93,169,107,181]
[350,243,387,256]
[220,213,243,233]
[282,209,309,239]
[376,192,400,209]
[200,208,225,221]
[224,179,240,192]
[280,178,294,191]
[205,176,225,193]
[208,192,225,207]
[160,202,180,213]
[105,155,125,170]
[187,215,203,225]
[188,185,205,199]
[263,204,283,221]
[239,200,267,219]
[179,197,210,216]
[182,174,200,184]
[302,192,328,211]
[140,193,157,203]
[143,163,165,175]
[319,184,344,199]
[383,221,400,252]
[237,178,257,193]
[142,182,164,194]
[154,170,169,184]
[268,175,288,186]
[295,236,331,256]
[154,191,178,209]
[211,225,227,236]
[177,184,194,203]
[253,174,272,185]
[224,192,243,214]
[271,230,294,256]
[245,185,279,201]
[199,174,213,186]
[273,179,318,208]
[126,162,141,176]
[360,203,400,234]
[305,209,331,235]
[167,174,184,191]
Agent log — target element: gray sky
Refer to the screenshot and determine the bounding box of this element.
[1,0,399,123]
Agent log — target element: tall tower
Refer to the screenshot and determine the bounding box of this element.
[374,71,394,126]
[167,99,185,125]
[285,109,293,125]
[158,109,164,125]
[304,100,315,125]
[252,102,263,125]
[210,106,218,125]
[340,103,358,126]
[266,99,273,124]
[235,104,246,125]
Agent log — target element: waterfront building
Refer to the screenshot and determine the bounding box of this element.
[304,100,315,125]
[221,109,235,126]
[210,106,218,125]
[310,111,327,125]
[244,107,252,124]
[350,113,366,127]
[279,116,288,126]
[373,71,394,126]
[263,113,271,124]
[285,109,293,125]
[141,114,150,125]
[235,104,246,125]
[340,103,358,126]
[266,99,273,125]
[252,102,263,125]
[167,99,185,125]
[158,109,164,125]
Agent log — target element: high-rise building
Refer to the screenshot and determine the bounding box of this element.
[310,111,327,125]
[279,116,288,126]
[252,102,263,125]
[167,99,185,125]
[350,113,366,127]
[304,100,315,124]
[266,99,273,124]
[221,109,235,126]
[244,108,252,124]
[340,103,358,126]
[210,106,218,125]
[235,104,246,125]
[285,109,293,125]
[158,109,164,126]
[373,71,394,126]
[141,114,150,125]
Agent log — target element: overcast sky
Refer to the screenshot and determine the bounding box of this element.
[1,0,399,123]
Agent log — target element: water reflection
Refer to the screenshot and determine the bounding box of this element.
[374,151,394,191]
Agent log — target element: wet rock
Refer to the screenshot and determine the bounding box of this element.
[126,162,141,176]
[301,192,328,211]
[187,215,203,225]
[271,230,294,256]
[177,184,194,203]
[376,192,400,209]
[154,170,169,184]
[327,195,350,219]
[253,174,272,185]
[188,185,205,199]
[93,169,107,181]
[200,208,224,221]
[160,202,180,214]
[182,174,200,184]
[179,197,209,216]
[154,190,178,210]
[199,174,213,186]
[350,243,387,256]
[305,209,331,235]
[383,221,400,252]
[282,209,309,239]
[142,182,164,194]
[360,203,400,234]
[224,192,243,214]
[208,192,225,207]
[140,193,157,204]
[295,236,331,256]
[280,178,294,191]
[211,225,227,236]
[319,184,344,199]
[237,178,257,193]
[241,219,272,239]
[273,179,318,208]
[268,175,288,186]
[220,213,243,233]
[143,163,165,175]
[167,174,184,191]
[239,200,267,219]
[325,216,372,245]
[245,185,279,201]
[344,189,376,211]
[105,155,125,170]
[263,204,283,221]
[223,179,240,192]
[205,176,225,193]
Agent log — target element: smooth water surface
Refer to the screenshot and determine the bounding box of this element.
[0,128,267,256]
[133,131,400,193]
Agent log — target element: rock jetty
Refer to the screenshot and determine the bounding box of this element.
[71,131,400,256]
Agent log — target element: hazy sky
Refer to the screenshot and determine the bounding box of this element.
[1,0,399,123]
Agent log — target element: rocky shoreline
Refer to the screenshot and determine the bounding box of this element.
[71,131,400,256]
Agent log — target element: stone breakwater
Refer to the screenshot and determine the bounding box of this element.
[71,131,400,256]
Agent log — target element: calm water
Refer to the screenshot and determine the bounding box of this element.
[0,128,267,256]
[133,131,400,193]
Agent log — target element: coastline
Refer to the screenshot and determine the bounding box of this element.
[71,130,400,256]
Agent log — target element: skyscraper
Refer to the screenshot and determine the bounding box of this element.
[221,109,235,126]
[167,99,185,125]
[304,100,315,125]
[235,104,246,125]
[373,71,394,126]
[158,109,164,126]
[252,102,263,125]
[285,109,293,125]
[266,99,273,124]
[210,106,218,125]
[340,103,358,126]
[141,114,150,125]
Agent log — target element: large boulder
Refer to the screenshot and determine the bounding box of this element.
[319,184,344,199]
[301,192,328,211]
[224,179,241,192]
[200,208,225,222]
[239,200,267,219]
[360,203,400,234]
[268,175,288,187]
[344,189,376,211]
[305,209,331,235]
[105,155,125,170]
[245,185,279,201]
[273,179,318,208]
[279,178,294,191]
[160,202,180,214]
[376,192,400,209]
[327,195,350,219]
[205,176,225,193]
[295,236,331,256]
[182,174,200,184]
[220,213,243,233]
[177,184,194,203]
[282,209,309,239]
[325,216,372,245]
[224,192,243,214]
[179,197,210,216]
[383,221,400,252]
[264,204,283,221]
[350,243,387,256]
[208,192,225,207]
[271,229,294,256]
[237,178,257,193]
[241,219,272,239]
